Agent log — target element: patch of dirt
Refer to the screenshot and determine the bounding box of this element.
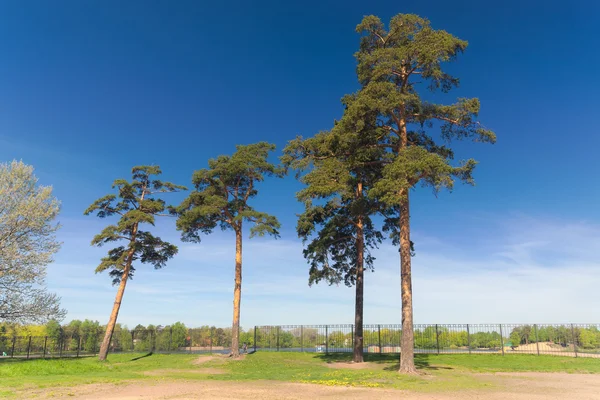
[192,356,218,365]
[508,342,600,358]
[15,372,600,399]
[143,368,227,376]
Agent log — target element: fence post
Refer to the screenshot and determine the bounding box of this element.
[534,324,540,356]
[300,325,304,353]
[467,324,471,355]
[325,325,329,355]
[499,324,504,356]
[26,336,32,359]
[351,324,354,353]
[11,336,16,358]
[435,324,440,355]
[253,326,257,352]
[378,325,382,354]
[277,326,280,352]
[150,330,154,352]
[77,336,82,358]
[43,336,47,358]
[59,336,63,358]
[131,331,135,352]
[210,329,213,354]
[571,324,578,358]
[169,328,173,353]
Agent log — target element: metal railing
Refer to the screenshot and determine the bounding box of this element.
[0,327,235,358]
[2,323,598,359]
[253,323,600,358]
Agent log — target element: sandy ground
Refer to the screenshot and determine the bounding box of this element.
[508,342,600,358]
[22,372,600,400]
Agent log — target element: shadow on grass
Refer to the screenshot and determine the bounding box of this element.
[128,352,153,361]
[313,353,453,371]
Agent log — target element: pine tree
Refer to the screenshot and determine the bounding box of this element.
[85,166,185,361]
[283,96,386,363]
[349,14,496,373]
[175,142,284,357]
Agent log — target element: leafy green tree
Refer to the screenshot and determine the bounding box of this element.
[80,319,101,353]
[521,325,533,345]
[170,322,187,348]
[349,14,496,372]
[283,98,387,363]
[175,143,284,357]
[133,324,149,351]
[85,166,185,361]
[118,326,133,352]
[579,327,600,350]
[212,327,231,347]
[509,331,521,347]
[63,319,82,337]
[0,160,64,323]
[63,319,82,350]
[45,319,63,342]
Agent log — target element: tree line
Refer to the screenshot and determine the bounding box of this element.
[0,320,243,353]
[6,323,599,354]
[1,13,496,373]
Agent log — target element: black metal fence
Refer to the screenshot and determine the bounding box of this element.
[0,326,237,358]
[2,323,599,359]
[253,323,600,358]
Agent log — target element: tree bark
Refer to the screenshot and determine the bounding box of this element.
[97,188,145,362]
[398,192,417,373]
[230,227,243,357]
[397,79,417,374]
[98,263,131,361]
[353,182,365,363]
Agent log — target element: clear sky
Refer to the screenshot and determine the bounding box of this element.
[1,0,599,328]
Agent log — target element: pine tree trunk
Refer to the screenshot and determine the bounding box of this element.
[98,265,130,361]
[399,191,417,374]
[353,183,365,363]
[230,228,242,357]
[98,218,140,362]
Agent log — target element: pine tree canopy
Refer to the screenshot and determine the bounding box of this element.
[85,166,186,284]
[175,142,284,240]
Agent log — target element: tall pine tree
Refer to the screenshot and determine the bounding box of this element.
[348,14,496,373]
[85,166,185,361]
[283,96,386,362]
[175,142,284,357]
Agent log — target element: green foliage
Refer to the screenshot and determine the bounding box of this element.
[45,320,63,341]
[170,322,188,348]
[348,13,496,204]
[85,166,185,284]
[509,330,521,347]
[175,142,284,239]
[282,100,387,286]
[0,160,64,324]
[79,319,102,352]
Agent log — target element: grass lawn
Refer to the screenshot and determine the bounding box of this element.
[1,352,599,398]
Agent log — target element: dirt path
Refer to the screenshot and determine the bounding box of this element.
[24,373,600,400]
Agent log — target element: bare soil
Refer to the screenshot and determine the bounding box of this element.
[509,342,600,358]
[142,368,227,375]
[23,372,600,400]
[191,356,218,365]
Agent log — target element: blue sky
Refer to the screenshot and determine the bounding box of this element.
[1,0,599,328]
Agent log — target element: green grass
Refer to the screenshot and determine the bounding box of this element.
[1,352,598,398]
